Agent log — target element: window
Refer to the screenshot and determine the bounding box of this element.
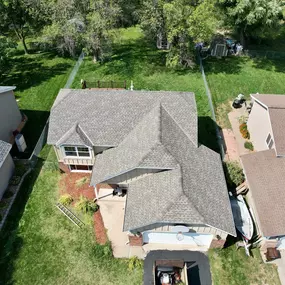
[63,146,91,157]
[70,165,93,172]
[266,133,274,149]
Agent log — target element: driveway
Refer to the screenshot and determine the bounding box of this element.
[144,250,212,285]
[98,194,145,258]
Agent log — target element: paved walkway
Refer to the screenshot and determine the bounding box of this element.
[222,128,239,161]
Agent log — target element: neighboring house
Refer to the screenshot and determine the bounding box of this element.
[0,140,14,200]
[0,86,25,144]
[241,94,285,249]
[48,89,236,249]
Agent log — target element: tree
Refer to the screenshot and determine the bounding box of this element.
[139,0,218,67]
[0,0,51,54]
[218,0,284,46]
[85,0,121,61]
[0,36,16,65]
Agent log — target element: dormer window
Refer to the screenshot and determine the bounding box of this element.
[63,146,91,157]
[266,134,274,149]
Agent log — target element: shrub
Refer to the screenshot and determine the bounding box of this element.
[9,176,21,186]
[0,201,7,209]
[3,190,14,199]
[128,256,143,271]
[244,141,254,151]
[0,214,2,222]
[59,194,73,206]
[239,123,250,139]
[223,161,245,188]
[75,196,98,214]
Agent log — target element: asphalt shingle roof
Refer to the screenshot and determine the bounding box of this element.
[48,89,235,236]
[241,149,285,237]
[0,140,12,168]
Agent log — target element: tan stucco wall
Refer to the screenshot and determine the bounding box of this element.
[0,91,22,142]
[247,101,274,151]
[0,154,15,200]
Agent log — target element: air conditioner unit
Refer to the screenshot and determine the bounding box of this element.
[15,133,27,152]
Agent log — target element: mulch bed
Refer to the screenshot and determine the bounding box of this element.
[58,173,108,245]
[59,173,95,200]
[93,209,108,245]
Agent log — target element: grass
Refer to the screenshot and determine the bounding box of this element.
[0,49,74,158]
[73,26,218,152]
[204,56,285,128]
[209,245,281,285]
[0,147,143,285]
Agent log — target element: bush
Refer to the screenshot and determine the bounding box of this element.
[244,141,254,151]
[223,161,245,188]
[75,196,98,214]
[128,256,143,271]
[9,175,21,186]
[2,190,14,199]
[0,214,2,222]
[239,123,250,139]
[59,194,73,206]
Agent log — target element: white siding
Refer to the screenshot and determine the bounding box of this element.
[0,154,15,200]
[247,101,274,151]
[0,91,22,142]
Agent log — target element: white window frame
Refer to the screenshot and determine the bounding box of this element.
[69,164,93,173]
[62,145,91,158]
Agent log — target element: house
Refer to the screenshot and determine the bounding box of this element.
[48,89,236,250]
[0,86,26,144]
[241,94,285,249]
[0,140,14,200]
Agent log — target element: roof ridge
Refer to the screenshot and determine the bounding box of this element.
[161,104,197,147]
[55,122,78,147]
[77,123,94,146]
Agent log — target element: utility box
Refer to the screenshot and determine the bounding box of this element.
[15,133,27,152]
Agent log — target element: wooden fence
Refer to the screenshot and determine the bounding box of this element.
[85,80,127,89]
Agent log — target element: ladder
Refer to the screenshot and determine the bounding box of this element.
[56,202,85,228]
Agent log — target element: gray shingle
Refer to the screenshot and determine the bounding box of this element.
[0,140,12,168]
[241,149,285,237]
[48,89,197,147]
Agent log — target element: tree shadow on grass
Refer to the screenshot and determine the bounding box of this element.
[203,56,246,75]
[0,53,73,94]
[0,158,45,285]
[11,110,50,159]
[251,57,285,73]
[198,116,220,153]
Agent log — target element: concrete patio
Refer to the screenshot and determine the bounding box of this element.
[97,187,145,258]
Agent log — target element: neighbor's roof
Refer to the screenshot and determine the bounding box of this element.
[0,86,16,94]
[0,140,12,168]
[251,94,285,156]
[241,149,285,237]
[48,89,198,147]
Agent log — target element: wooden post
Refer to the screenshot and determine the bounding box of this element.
[124,80,126,89]
[98,80,100,88]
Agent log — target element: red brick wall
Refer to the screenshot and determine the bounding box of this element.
[210,239,226,248]
[59,162,70,173]
[129,234,143,246]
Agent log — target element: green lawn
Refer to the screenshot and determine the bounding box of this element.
[0,27,281,285]
[0,147,143,285]
[73,26,218,151]
[204,56,285,128]
[209,245,281,285]
[0,50,74,157]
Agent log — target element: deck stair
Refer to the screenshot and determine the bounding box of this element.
[56,202,85,227]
